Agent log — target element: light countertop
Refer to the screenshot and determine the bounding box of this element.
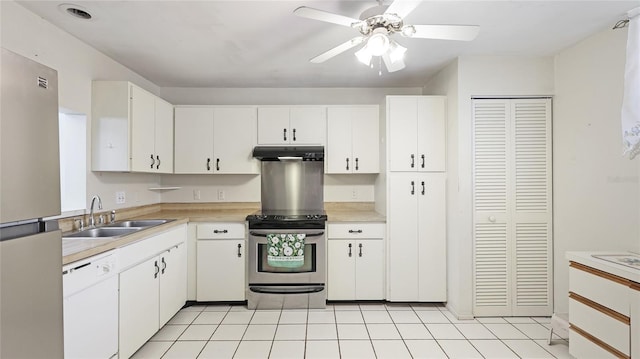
[62,204,385,265]
[566,251,640,283]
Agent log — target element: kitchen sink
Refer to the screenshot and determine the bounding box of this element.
[63,227,141,239]
[105,219,174,228]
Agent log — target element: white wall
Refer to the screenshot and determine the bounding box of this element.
[424,55,555,318]
[1,1,163,212]
[422,59,462,317]
[553,27,640,313]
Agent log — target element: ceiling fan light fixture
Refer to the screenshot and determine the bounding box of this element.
[388,41,407,64]
[367,32,390,56]
[355,45,373,65]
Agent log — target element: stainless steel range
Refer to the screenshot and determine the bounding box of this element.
[246,146,327,309]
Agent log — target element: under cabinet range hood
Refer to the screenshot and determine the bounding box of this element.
[252,146,324,161]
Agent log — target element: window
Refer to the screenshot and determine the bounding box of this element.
[59,111,87,213]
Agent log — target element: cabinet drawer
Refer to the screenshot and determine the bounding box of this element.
[196,223,245,239]
[569,263,629,316]
[328,223,385,239]
[569,295,630,356]
[569,329,620,359]
[118,225,186,270]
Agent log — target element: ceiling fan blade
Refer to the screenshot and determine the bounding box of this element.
[382,53,406,73]
[409,25,480,41]
[294,6,361,28]
[385,0,421,19]
[310,37,366,63]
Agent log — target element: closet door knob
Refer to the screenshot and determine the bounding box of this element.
[489,216,496,223]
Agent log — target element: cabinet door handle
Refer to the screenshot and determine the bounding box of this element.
[346,158,349,171]
[206,158,211,171]
[150,154,155,169]
[411,181,415,195]
[410,154,415,168]
[156,155,161,170]
[161,257,167,274]
[237,243,242,258]
[283,128,287,141]
[358,243,363,257]
[216,158,220,171]
[213,229,229,234]
[421,154,425,169]
[292,128,297,141]
[348,229,362,234]
[348,243,352,257]
[421,181,425,195]
[154,260,159,279]
[355,158,359,171]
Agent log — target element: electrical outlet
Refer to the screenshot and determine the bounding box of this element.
[218,189,225,201]
[351,188,358,200]
[115,191,126,204]
[193,189,201,200]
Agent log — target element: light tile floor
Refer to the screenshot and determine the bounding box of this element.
[131,303,572,359]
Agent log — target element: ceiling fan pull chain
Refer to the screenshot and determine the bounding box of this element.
[378,57,382,76]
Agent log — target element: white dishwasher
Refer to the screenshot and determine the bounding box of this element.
[63,250,119,359]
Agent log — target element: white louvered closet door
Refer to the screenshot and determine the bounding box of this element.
[472,98,552,317]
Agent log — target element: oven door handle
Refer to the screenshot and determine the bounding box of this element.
[249,285,325,294]
[249,231,325,238]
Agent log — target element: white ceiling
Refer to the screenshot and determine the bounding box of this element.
[17,0,640,88]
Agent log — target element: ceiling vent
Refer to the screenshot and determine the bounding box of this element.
[58,4,92,20]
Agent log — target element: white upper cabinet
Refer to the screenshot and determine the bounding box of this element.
[92,81,174,173]
[387,96,446,172]
[327,106,379,174]
[174,106,258,174]
[257,106,326,145]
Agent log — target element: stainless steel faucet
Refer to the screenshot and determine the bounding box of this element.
[89,195,103,228]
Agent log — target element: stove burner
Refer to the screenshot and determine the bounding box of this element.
[246,212,327,230]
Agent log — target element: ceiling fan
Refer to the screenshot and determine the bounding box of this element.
[293,0,480,73]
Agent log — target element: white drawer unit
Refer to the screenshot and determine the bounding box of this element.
[569,294,630,356]
[196,222,246,301]
[570,262,630,316]
[569,329,620,359]
[197,222,245,239]
[328,223,385,239]
[569,261,633,359]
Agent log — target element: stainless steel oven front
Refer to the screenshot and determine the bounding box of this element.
[247,228,326,309]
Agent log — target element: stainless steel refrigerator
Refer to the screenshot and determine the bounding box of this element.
[0,48,64,358]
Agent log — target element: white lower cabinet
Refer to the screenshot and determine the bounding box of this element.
[327,223,385,301]
[117,225,187,359]
[196,223,246,301]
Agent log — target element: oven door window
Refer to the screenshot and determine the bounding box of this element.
[258,243,316,273]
